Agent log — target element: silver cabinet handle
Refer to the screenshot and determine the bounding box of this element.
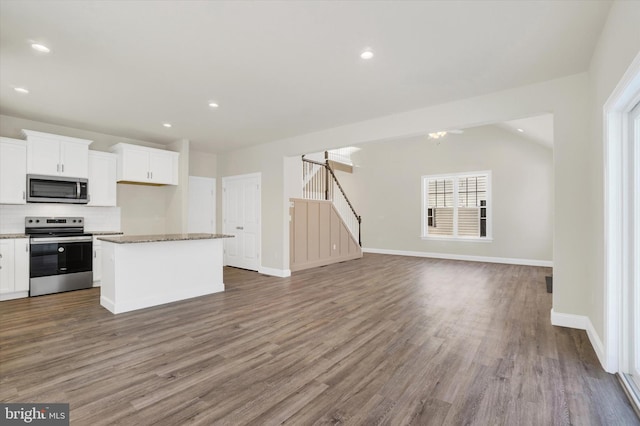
[57,164,60,172]
[62,164,64,173]
[150,171,153,179]
[236,226,244,230]
[22,191,25,200]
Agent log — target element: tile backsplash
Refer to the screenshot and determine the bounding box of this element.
[0,204,121,233]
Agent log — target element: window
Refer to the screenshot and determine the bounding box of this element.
[422,171,491,240]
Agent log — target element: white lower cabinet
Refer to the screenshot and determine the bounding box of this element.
[0,238,29,301]
[93,235,120,286]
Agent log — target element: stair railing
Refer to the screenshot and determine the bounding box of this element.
[302,154,362,246]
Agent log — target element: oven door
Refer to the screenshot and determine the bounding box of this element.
[30,236,93,278]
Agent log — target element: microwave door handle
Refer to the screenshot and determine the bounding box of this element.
[77,181,80,199]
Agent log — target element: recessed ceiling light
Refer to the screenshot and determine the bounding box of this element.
[517,128,524,132]
[360,49,374,60]
[163,123,172,128]
[208,102,219,108]
[14,87,29,94]
[31,43,50,53]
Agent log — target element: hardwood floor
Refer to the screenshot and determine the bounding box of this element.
[1,253,637,425]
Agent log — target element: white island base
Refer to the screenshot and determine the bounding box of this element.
[99,236,228,314]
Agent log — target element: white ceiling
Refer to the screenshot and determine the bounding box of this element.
[0,1,610,153]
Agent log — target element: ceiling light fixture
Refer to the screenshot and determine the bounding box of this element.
[517,128,524,132]
[14,87,29,94]
[208,102,219,108]
[31,43,50,53]
[360,49,374,60]
[428,131,447,139]
[163,123,172,128]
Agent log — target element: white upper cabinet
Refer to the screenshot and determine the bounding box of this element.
[88,151,117,206]
[22,129,92,178]
[0,137,27,204]
[111,143,179,185]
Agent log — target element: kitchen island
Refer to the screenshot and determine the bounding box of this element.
[97,233,233,314]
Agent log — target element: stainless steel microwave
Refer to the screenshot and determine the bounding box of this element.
[26,174,89,204]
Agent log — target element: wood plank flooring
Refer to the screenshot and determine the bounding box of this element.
[1,253,637,425]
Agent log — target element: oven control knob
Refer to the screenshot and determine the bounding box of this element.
[58,247,64,253]
[72,220,76,223]
[28,219,33,223]
[35,220,40,223]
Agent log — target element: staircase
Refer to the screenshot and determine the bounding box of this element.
[289,153,362,272]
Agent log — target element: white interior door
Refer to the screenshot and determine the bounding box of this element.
[223,173,260,271]
[188,176,216,233]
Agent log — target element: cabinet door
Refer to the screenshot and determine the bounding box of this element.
[149,151,178,185]
[0,140,27,204]
[149,151,175,184]
[121,148,150,182]
[60,141,89,178]
[93,243,102,285]
[27,137,60,175]
[13,239,29,292]
[0,240,15,294]
[88,152,117,206]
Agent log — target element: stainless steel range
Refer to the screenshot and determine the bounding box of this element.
[26,217,93,296]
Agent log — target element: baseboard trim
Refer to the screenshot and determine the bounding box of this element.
[550,309,588,329]
[362,247,553,267]
[550,309,610,373]
[586,318,610,373]
[258,266,291,278]
[0,291,29,301]
[100,284,224,314]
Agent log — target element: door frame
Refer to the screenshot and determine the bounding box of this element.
[604,51,640,379]
[221,172,262,270]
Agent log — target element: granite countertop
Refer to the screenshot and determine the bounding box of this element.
[97,233,234,244]
[90,231,124,236]
[0,234,28,239]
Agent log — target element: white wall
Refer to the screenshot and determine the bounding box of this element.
[218,73,588,317]
[585,2,640,346]
[164,139,190,234]
[189,150,217,178]
[349,124,553,263]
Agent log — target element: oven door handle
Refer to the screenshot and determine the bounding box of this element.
[30,236,93,244]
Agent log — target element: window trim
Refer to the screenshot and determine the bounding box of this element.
[421,170,492,241]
